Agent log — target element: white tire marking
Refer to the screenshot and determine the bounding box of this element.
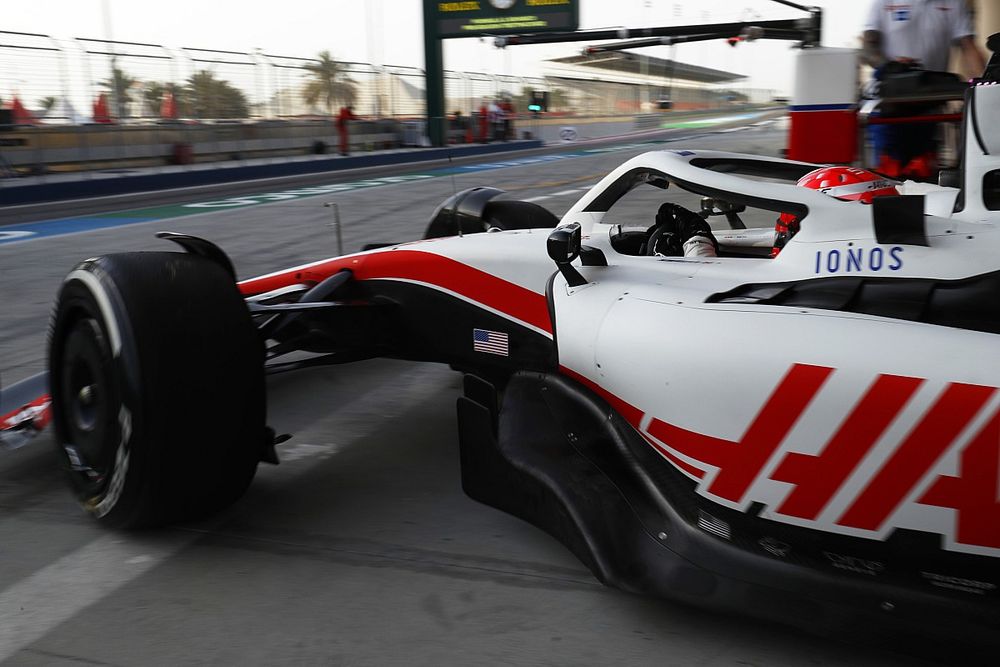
[91,406,132,518]
[65,269,123,357]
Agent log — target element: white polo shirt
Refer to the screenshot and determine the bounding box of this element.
[865,0,975,72]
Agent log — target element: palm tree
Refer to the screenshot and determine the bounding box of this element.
[184,70,249,119]
[143,82,182,118]
[301,51,357,116]
[38,96,57,113]
[548,88,569,111]
[99,66,138,119]
[143,82,167,116]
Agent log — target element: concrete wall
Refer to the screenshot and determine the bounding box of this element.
[0,120,401,173]
[0,107,769,176]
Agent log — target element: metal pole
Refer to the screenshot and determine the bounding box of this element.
[496,18,820,47]
[641,53,648,112]
[324,202,344,256]
[767,0,814,12]
[252,48,264,119]
[100,0,120,119]
[388,68,395,118]
[266,53,279,119]
[48,36,70,121]
[422,0,445,146]
[667,44,676,105]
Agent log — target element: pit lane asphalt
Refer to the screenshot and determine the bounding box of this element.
[0,125,964,666]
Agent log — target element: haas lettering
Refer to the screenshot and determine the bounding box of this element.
[645,364,1000,556]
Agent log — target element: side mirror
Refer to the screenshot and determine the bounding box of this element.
[699,197,747,230]
[699,197,716,217]
[700,197,746,215]
[547,223,588,287]
[547,222,581,263]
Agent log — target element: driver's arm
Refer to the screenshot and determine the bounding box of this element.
[861,1,888,69]
[861,30,888,69]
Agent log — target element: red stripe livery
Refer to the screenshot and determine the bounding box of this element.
[240,250,552,334]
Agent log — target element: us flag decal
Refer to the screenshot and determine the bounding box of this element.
[473,328,509,356]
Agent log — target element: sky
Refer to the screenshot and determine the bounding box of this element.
[5,0,872,101]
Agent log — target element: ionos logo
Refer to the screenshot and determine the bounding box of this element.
[814,246,904,274]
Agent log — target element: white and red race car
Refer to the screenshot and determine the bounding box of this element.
[5,39,1000,649]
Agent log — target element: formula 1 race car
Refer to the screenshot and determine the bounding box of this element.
[6,38,1000,651]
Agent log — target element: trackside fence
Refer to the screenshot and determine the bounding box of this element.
[0,32,774,175]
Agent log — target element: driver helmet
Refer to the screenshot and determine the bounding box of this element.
[772,166,899,257]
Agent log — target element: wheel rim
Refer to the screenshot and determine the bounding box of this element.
[59,317,116,493]
[69,366,98,433]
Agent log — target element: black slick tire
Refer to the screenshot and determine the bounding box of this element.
[48,252,265,528]
[483,200,559,231]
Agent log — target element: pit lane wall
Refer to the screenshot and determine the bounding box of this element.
[0,106,777,206]
[0,119,406,176]
[0,107,768,178]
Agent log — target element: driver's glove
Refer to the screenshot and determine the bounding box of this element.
[659,203,719,255]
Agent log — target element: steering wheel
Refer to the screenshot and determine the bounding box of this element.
[645,225,679,256]
[645,203,692,256]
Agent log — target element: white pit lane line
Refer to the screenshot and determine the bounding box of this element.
[0,362,445,662]
[524,188,588,203]
[0,533,192,661]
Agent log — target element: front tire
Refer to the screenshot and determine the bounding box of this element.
[483,200,559,231]
[49,252,265,528]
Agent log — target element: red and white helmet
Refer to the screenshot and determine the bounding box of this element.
[795,166,900,203]
[772,167,899,257]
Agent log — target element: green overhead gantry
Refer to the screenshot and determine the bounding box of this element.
[421,0,821,147]
[422,0,579,146]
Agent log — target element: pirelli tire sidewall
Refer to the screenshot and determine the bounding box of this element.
[49,252,265,528]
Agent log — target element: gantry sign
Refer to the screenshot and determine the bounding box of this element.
[434,0,578,38]
[422,0,579,145]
